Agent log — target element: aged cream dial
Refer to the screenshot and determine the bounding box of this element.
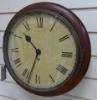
[8,11,77,90]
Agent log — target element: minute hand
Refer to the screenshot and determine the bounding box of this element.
[28,49,41,83]
[28,53,38,83]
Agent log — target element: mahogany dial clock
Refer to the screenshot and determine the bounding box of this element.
[3,2,91,96]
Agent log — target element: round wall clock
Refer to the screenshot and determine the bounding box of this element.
[3,2,91,96]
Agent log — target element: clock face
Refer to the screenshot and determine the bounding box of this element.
[3,2,91,96]
[7,10,80,90]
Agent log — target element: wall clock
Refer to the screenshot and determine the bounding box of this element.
[3,2,91,96]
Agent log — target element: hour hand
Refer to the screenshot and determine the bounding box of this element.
[23,33,37,50]
[23,33,31,43]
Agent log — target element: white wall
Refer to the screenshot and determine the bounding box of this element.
[0,0,97,100]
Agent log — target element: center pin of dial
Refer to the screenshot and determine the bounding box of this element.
[36,49,41,55]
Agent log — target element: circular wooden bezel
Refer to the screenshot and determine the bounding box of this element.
[3,2,91,96]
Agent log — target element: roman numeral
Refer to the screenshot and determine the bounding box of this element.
[14,58,21,68]
[22,68,29,79]
[56,64,68,75]
[14,58,21,64]
[59,35,69,42]
[13,34,22,39]
[9,48,19,52]
[49,74,55,83]
[50,21,56,32]
[35,74,40,84]
[62,52,73,57]
[36,16,43,28]
[23,21,30,31]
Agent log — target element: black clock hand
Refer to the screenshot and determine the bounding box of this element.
[28,54,38,83]
[23,33,37,50]
[23,33,41,82]
[28,49,41,83]
[23,33,41,61]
